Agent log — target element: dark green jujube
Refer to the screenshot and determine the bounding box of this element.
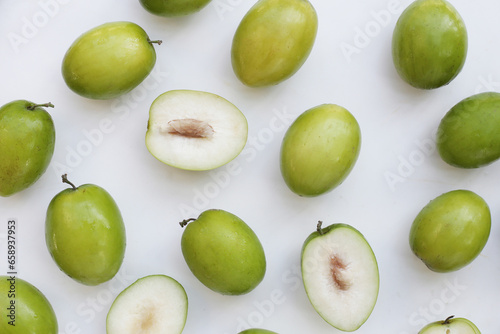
[180,209,266,295]
[409,190,491,272]
[392,0,467,89]
[139,0,212,17]
[437,92,500,168]
[0,100,55,197]
[0,276,58,334]
[45,175,126,286]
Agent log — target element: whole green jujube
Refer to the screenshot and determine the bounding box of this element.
[139,0,212,17]
[62,21,160,100]
[0,100,55,197]
[0,276,58,334]
[392,0,467,89]
[231,0,318,87]
[437,92,500,168]
[46,175,126,285]
[238,329,279,334]
[409,190,491,272]
[180,209,266,295]
[280,104,361,197]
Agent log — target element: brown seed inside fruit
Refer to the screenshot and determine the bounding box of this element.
[330,255,350,291]
[139,307,155,331]
[165,119,214,138]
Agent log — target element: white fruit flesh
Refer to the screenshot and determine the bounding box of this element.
[146,90,248,171]
[301,226,379,332]
[106,275,188,334]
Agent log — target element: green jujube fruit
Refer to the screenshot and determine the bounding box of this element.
[437,92,500,168]
[392,0,467,89]
[139,0,212,17]
[280,104,361,197]
[62,21,160,100]
[231,0,318,87]
[180,209,266,295]
[409,190,491,272]
[0,276,58,334]
[0,100,55,197]
[45,175,126,285]
[238,330,279,334]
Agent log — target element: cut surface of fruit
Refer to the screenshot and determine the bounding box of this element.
[106,275,188,334]
[301,223,379,332]
[146,90,248,171]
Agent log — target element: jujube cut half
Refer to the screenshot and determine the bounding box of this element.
[231,0,318,87]
[280,104,361,197]
[437,92,500,168]
[62,21,160,100]
[301,222,379,332]
[145,90,248,171]
[106,275,188,334]
[392,0,467,89]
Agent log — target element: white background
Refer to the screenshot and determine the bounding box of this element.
[1,0,500,333]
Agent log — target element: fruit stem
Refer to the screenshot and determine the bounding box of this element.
[148,39,162,45]
[179,218,196,228]
[27,102,54,111]
[317,221,324,235]
[61,174,77,190]
[442,315,455,324]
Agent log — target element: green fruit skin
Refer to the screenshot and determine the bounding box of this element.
[238,329,278,334]
[62,21,157,100]
[0,276,58,334]
[392,0,467,89]
[231,0,318,87]
[280,104,361,197]
[181,209,266,295]
[409,190,491,273]
[437,92,500,168]
[139,0,212,17]
[0,100,55,197]
[45,183,126,285]
[418,317,481,334]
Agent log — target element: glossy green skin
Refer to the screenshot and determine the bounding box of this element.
[0,276,58,334]
[418,317,481,334]
[62,21,157,100]
[46,183,126,285]
[437,92,500,168]
[392,0,467,89]
[181,209,266,295]
[0,100,55,197]
[231,0,318,87]
[238,329,278,334]
[280,104,361,197]
[139,0,212,17]
[409,190,491,272]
